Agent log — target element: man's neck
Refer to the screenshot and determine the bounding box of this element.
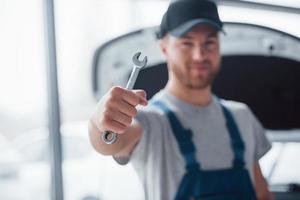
[165,81,213,106]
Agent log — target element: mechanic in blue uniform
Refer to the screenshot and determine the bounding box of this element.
[89,0,273,199]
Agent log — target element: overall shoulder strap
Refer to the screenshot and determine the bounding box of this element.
[220,101,245,168]
[151,100,200,171]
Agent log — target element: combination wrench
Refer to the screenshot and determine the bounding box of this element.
[101,52,148,144]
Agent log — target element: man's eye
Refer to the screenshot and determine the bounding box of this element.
[205,41,217,49]
[182,42,192,47]
[206,41,215,46]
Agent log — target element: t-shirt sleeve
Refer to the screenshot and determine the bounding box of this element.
[130,110,152,164]
[130,107,164,167]
[248,108,272,161]
[112,105,164,168]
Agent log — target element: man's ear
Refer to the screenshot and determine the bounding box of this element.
[159,36,168,56]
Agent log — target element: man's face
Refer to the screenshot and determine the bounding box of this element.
[161,24,221,90]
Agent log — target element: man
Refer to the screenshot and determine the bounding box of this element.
[89,0,273,199]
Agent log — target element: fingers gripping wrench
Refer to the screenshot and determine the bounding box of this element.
[101,52,148,144]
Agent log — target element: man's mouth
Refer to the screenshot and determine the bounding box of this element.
[190,64,210,72]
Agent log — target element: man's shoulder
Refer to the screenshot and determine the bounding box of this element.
[218,99,259,129]
[137,89,168,113]
[219,98,251,115]
[135,90,172,127]
[136,102,167,125]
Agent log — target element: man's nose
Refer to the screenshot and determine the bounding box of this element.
[192,45,205,62]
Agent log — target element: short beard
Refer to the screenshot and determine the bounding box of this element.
[186,70,217,89]
[172,62,219,90]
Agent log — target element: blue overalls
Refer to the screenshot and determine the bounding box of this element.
[152,100,257,200]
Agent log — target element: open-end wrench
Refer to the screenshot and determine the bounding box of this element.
[101,52,148,144]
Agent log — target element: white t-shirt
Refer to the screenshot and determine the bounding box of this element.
[117,89,271,200]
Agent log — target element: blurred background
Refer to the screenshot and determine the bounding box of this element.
[0,0,300,200]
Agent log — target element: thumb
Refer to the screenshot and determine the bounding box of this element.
[133,89,148,106]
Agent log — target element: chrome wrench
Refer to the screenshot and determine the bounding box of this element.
[102,52,148,144]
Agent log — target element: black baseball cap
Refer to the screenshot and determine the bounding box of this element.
[156,0,224,39]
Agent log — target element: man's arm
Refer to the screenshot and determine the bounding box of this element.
[253,162,273,200]
[88,86,147,156]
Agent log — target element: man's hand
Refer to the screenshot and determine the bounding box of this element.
[93,86,147,133]
[89,86,147,155]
